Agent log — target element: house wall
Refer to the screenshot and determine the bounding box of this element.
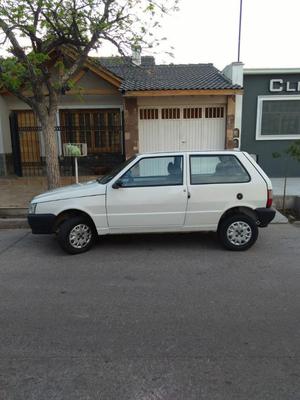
[223,62,243,148]
[124,98,138,157]
[0,70,123,176]
[0,96,12,175]
[241,73,300,177]
[138,95,227,106]
[226,95,235,149]
[77,70,118,90]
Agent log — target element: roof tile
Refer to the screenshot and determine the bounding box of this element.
[93,57,241,91]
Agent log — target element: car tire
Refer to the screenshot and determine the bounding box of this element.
[57,216,96,254]
[218,213,258,251]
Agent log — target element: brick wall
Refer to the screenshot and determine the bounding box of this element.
[226,95,235,149]
[124,98,139,157]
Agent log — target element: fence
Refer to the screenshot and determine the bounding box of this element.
[10,112,124,177]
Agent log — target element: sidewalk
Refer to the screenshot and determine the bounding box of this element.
[0,176,97,208]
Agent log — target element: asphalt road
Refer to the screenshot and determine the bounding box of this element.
[0,225,299,400]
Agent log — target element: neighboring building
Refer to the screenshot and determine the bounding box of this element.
[0,50,243,178]
[242,68,300,177]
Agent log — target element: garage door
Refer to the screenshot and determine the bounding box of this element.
[138,105,226,152]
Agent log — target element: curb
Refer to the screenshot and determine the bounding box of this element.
[0,218,29,229]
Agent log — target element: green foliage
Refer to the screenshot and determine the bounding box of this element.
[272,141,300,162]
[0,0,178,188]
[0,58,27,91]
[286,140,300,162]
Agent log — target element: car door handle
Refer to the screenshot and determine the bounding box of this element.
[188,191,191,199]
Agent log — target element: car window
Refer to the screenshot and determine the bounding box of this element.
[119,156,183,187]
[190,155,250,184]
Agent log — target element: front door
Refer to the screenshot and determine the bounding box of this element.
[106,155,187,231]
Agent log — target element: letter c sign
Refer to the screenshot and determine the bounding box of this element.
[269,79,283,92]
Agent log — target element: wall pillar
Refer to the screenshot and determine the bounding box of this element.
[0,96,13,175]
[222,62,244,149]
[226,95,235,149]
[124,97,139,158]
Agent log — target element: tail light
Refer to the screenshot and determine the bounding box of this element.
[266,189,273,208]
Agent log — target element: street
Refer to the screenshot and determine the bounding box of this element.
[0,225,300,400]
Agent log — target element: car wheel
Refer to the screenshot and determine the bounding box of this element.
[57,216,96,254]
[218,213,258,251]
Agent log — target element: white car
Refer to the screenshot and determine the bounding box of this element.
[28,151,275,254]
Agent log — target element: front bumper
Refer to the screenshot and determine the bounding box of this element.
[255,208,276,227]
[27,214,56,234]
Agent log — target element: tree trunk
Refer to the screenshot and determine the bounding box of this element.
[41,111,61,189]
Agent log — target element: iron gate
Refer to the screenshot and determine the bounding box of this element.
[10,110,125,177]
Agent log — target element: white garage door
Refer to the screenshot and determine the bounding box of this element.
[138,105,226,152]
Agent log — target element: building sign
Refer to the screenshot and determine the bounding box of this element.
[269,79,300,92]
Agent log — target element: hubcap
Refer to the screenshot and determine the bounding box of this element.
[227,221,252,246]
[69,224,92,249]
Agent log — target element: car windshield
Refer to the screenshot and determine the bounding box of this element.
[97,155,137,184]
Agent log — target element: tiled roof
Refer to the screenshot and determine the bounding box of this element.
[94,57,241,91]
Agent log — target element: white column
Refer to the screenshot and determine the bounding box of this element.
[0,96,12,175]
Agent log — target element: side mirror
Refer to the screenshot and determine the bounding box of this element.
[112,179,123,189]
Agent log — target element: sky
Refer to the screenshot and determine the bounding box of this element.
[100,0,300,70]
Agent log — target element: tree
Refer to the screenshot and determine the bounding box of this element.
[0,0,178,189]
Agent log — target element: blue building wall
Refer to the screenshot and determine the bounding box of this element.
[241,73,300,177]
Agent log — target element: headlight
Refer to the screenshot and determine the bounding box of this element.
[28,203,37,214]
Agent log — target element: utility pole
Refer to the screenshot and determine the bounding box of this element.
[237,0,243,62]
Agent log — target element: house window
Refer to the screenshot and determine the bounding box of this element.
[139,109,159,120]
[256,96,300,140]
[60,109,121,153]
[205,107,224,118]
[161,108,180,119]
[183,108,202,119]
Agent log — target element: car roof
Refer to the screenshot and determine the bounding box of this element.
[136,150,243,157]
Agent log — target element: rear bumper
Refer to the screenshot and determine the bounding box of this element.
[27,214,56,234]
[255,208,276,227]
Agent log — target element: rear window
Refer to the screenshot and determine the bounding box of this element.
[190,155,250,185]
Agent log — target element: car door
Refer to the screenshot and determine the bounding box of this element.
[106,154,188,231]
[185,154,252,229]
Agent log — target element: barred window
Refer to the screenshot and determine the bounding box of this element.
[161,108,180,119]
[205,107,224,118]
[183,108,202,119]
[139,109,159,120]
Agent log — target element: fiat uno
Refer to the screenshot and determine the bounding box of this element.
[28,151,275,254]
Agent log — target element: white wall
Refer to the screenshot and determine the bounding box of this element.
[0,96,12,154]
